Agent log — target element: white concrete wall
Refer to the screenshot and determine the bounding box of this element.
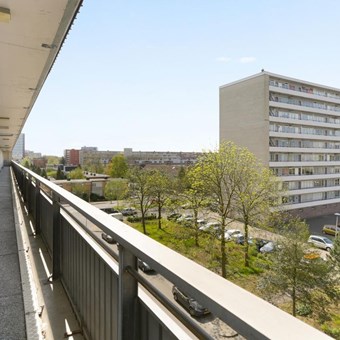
[220,73,270,165]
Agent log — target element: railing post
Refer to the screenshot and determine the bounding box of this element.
[118,245,139,340]
[35,180,41,234]
[52,192,61,280]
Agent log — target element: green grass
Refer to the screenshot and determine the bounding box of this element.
[126,217,340,335]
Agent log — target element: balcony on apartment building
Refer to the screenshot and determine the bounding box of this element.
[0,2,333,339]
[0,162,332,339]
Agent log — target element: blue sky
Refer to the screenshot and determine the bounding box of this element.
[23,0,340,156]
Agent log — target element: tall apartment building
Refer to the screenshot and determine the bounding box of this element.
[64,148,80,166]
[220,71,340,218]
[11,133,25,160]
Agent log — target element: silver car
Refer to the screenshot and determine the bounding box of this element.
[308,235,333,251]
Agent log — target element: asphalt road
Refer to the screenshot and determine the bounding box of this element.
[305,214,337,239]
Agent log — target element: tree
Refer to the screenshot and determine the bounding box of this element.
[108,154,128,178]
[128,167,154,234]
[68,167,85,179]
[192,142,243,278]
[259,216,339,319]
[72,184,89,201]
[330,235,340,270]
[104,179,128,205]
[149,170,172,230]
[56,167,65,180]
[234,150,281,267]
[179,166,209,246]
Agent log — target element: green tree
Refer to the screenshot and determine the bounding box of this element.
[179,166,209,246]
[56,167,65,180]
[68,167,85,179]
[259,216,339,319]
[46,155,60,165]
[128,167,154,234]
[21,157,31,169]
[104,179,128,205]
[192,142,243,278]
[330,235,340,270]
[72,184,89,201]
[149,170,172,230]
[108,154,128,178]
[234,150,281,267]
[41,169,48,179]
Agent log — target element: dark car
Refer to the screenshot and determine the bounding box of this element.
[138,259,153,273]
[172,286,210,317]
[235,235,254,245]
[101,232,116,244]
[121,208,137,216]
[167,213,182,221]
[101,208,120,214]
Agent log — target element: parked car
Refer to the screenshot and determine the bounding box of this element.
[322,224,339,236]
[172,286,210,317]
[178,214,194,224]
[199,222,221,233]
[101,208,119,214]
[167,213,182,221]
[260,241,275,253]
[223,229,243,240]
[109,212,123,221]
[308,235,334,251]
[255,238,270,252]
[234,235,254,245]
[101,232,116,244]
[121,208,137,216]
[138,259,153,273]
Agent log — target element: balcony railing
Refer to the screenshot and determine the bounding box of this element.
[11,161,331,340]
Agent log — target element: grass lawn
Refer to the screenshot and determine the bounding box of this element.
[126,217,340,338]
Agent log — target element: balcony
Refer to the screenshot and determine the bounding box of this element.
[0,161,331,339]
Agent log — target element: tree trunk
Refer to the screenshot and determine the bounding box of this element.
[292,286,296,316]
[292,269,297,316]
[142,211,146,234]
[244,218,249,267]
[158,203,162,229]
[194,210,199,247]
[221,224,227,278]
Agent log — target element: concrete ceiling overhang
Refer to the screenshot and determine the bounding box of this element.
[0,0,83,155]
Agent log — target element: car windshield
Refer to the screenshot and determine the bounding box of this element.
[323,238,333,244]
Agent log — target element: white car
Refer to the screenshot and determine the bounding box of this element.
[225,229,243,240]
[199,222,220,232]
[308,235,333,251]
[218,229,243,240]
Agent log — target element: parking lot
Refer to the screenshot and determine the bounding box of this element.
[305,214,337,240]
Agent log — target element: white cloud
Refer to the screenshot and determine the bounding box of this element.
[216,57,231,63]
[240,56,256,63]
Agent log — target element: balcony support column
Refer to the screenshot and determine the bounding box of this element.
[35,180,41,234]
[118,245,139,340]
[52,192,61,280]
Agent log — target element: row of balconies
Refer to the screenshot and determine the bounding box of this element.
[269,79,340,101]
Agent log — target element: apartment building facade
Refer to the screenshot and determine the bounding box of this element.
[220,71,340,218]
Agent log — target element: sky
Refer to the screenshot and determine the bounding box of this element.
[23,0,340,156]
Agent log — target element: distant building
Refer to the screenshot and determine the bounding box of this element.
[220,71,340,218]
[64,149,80,166]
[123,148,200,165]
[12,133,25,160]
[25,150,42,159]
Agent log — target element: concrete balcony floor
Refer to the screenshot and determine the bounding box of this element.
[0,166,83,340]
